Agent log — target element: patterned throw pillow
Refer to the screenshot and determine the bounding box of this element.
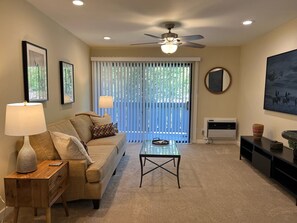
[113,122,119,133]
[91,123,116,139]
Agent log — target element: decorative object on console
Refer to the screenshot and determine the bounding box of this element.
[288,140,297,160]
[264,49,297,115]
[5,102,46,173]
[99,96,113,118]
[22,41,48,102]
[270,141,283,151]
[281,130,297,160]
[204,67,232,94]
[60,61,75,104]
[252,123,264,141]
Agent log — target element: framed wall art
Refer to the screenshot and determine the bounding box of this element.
[22,41,48,102]
[60,61,75,104]
[264,49,297,115]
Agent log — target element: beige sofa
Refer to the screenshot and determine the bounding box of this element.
[28,112,126,209]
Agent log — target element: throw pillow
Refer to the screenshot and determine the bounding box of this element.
[50,131,94,165]
[91,123,116,139]
[113,122,119,133]
[80,140,89,154]
[90,116,111,126]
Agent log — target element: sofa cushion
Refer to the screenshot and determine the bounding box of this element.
[90,116,111,125]
[86,145,117,183]
[29,131,60,161]
[87,133,126,154]
[75,111,99,117]
[48,119,80,139]
[50,131,94,165]
[70,115,93,143]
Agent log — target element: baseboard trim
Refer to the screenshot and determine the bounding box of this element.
[196,139,238,145]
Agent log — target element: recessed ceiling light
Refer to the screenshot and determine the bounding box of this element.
[73,0,84,6]
[242,20,253,26]
[104,36,111,40]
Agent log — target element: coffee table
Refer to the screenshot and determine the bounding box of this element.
[139,140,181,188]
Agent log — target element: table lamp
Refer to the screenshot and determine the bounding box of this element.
[5,102,47,173]
[99,96,113,117]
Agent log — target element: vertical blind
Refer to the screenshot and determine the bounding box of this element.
[92,61,192,143]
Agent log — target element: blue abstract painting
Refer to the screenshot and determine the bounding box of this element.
[264,49,297,115]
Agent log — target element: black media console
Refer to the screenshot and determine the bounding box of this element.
[240,136,297,205]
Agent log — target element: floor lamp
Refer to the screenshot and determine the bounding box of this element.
[5,102,47,173]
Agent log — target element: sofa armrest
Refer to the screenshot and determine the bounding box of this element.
[67,159,88,180]
[63,159,88,201]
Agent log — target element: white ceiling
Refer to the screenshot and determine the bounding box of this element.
[27,0,297,47]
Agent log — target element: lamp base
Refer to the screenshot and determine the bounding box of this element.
[103,112,112,123]
[16,136,37,173]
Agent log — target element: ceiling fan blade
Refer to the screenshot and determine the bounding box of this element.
[182,41,205,48]
[131,41,160,46]
[179,35,204,41]
[144,33,161,39]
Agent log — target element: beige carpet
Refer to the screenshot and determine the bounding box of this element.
[5,143,297,222]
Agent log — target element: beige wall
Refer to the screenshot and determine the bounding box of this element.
[0,0,91,209]
[2,0,295,214]
[238,18,297,144]
[91,46,240,142]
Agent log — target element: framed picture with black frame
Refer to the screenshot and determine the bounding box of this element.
[60,61,75,104]
[22,41,48,102]
[263,49,297,115]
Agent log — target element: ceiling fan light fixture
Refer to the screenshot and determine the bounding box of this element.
[161,42,178,54]
[73,0,84,6]
[166,37,174,42]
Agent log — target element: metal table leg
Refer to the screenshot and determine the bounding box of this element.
[177,156,181,188]
[139,155,143,187]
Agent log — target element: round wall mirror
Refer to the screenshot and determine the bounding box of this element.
[204,67,232,94]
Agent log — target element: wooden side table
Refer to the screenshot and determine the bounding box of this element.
[4,160,69,223]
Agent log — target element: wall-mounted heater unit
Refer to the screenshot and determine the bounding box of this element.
[204,118,237,143]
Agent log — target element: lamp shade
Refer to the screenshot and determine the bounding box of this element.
[161,42,178,54]
[99,96,113,108]
[5,102,46,136]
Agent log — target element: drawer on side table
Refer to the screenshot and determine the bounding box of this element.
[49,165,68,206]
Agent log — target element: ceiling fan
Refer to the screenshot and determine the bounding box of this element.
[131,22,205,54]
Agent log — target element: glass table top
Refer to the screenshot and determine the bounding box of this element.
[140,140,180,156]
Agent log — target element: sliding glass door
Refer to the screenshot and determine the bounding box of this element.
[94,61,192,143]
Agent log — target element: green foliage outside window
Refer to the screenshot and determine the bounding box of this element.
[108,63,191,103]
[28,65,47,100]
